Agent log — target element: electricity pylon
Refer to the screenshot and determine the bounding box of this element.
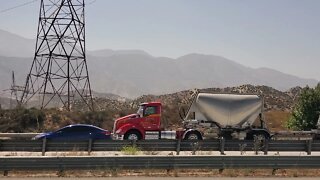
[21,0,93,111]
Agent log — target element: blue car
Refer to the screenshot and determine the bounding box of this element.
[33,124,111,141]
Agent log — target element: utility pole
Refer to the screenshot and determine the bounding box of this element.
[21,0,93,111]
[10,71,24,108]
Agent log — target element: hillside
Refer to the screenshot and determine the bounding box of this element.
[87,53,317,98]
[130,85,300,130]
[72,85,299,131]
[0,84,303,133]
[0,54,316,100]
[0,29,35,58]
[0,30,318,99]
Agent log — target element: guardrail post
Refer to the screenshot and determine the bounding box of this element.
[131,139,137,147]
[41,137,47,156]
[264,139,269,155]
[176,139,181,155]
[306,139,312,155]
[220,137,225,155]
[88,139,92,155]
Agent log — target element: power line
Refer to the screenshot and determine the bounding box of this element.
[0,0,97,14]
[87,0,97,5]
[0,0,39,14]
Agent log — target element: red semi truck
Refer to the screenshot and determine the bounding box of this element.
[112,93,272,140]
[113,102,183,140]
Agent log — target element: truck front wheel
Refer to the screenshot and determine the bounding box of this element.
[184,131,203,140]
[124,130,142,140]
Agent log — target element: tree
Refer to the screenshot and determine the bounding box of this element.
[287,83,320,130]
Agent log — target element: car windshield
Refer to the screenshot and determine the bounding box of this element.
[137,105,144,117]
[55,126,69,133]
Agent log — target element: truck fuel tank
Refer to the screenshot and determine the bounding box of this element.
[160,131,176,140]
[144,131,177,140]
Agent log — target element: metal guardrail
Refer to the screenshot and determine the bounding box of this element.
[0,133,40,139]
[0,156,320,171]
[1,139,320,155]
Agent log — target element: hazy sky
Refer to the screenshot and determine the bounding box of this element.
[0,0,319,80]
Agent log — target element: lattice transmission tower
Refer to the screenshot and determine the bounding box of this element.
[21,0,93,111]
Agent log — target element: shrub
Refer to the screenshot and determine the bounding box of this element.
[0,107,45,132]
[286,84,320,130]
[121,145,140,155]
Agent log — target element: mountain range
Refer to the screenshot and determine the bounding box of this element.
[0,29,318,99]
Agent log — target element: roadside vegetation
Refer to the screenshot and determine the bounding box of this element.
[0,105,292,133]
[121,145,141,155]
[0,107,131,133]
[0,84,319,133]
[286,84,320,130]
[0,107,45,132]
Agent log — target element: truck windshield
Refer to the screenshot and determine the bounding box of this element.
[137,105,144,117]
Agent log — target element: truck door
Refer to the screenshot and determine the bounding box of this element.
[142,106,160,130]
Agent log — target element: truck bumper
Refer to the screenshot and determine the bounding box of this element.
[113,134,124,140]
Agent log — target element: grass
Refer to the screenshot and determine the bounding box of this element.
[120,145,141,155]
[264,110,291,131]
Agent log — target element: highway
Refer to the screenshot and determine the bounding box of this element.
[3,177,320,180]
[1,139,320,173]
[1,150,320,157]
[0,152,319,157]
[1,156,320,171]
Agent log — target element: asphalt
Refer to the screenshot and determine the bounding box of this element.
[2,178,320,180]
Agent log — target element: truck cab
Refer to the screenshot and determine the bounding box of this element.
[113,102,162,140]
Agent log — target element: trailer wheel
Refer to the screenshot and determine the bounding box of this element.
[184,131,203,140]
[252,131,269,150]
[246,131,270,141]
[253,131,269,141]
[124,130,141,140]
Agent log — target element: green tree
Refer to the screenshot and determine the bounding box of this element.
[287,84,320,130]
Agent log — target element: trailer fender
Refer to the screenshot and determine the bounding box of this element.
[183,129,203,140]
[247,129,271,140]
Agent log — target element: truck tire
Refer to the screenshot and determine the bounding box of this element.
[253,131,270,141]
[184,131,203,140]
[246,131,270,141]
[124,130,142,140]
[251,131,269,150]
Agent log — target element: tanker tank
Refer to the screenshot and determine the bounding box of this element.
[186,93,263,128]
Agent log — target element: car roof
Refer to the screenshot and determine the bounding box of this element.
[59,124,106,131]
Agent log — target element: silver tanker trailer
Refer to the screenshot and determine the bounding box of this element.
[183,93,320,140]
[183,93,271,140]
